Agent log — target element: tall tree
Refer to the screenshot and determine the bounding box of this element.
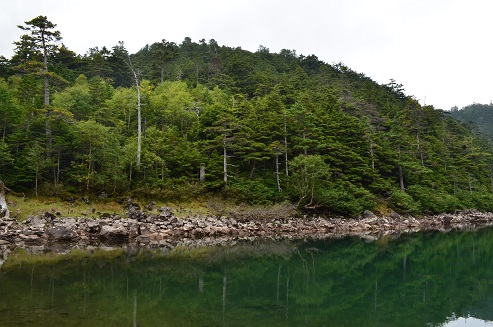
[15,16,62,106]
[117,42,143,167]
[15,16,62,160]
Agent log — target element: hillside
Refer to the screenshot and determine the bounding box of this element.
[449,103,493,140]
[1,15,493,216]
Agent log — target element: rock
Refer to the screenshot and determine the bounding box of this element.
[158,207,174,218]
[145,201,156,211]
[99,225,129,241]
[442,215,453,223]
[363,210,377,219]
[45,227,79,241]
[42,212,56,221]
[389,212,401,220]
[24,215,48,229]
[56,217,77,229]
[21,234,42,243]
[140,225,157,236]
[128,223,140,238]
[85,219,101,233]
[126,198,140,211]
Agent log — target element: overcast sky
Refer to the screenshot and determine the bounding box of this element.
[1,0,492,110]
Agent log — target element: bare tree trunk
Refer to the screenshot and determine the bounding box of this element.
[44,64,49,105]
[367,129,375,171]
[302,130,307,156]
[35,170,38,198]
[125,53,142,167]
[417,131,424,166]
[45,113,52,158]
[135,73,142,167]
[56,150,60,186]
[284,110,289,177]
[0,181,10,219]
[223,136,228,187]
[275,153,282,192]
[200,164,206,182]
[398,145,405,191]
[42,38,53,159]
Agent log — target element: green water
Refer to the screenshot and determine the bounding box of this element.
[1,228,493,327]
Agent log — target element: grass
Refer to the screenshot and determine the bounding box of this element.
[4,194,299,222]
[4,194,217,221]
[5,194,126,221]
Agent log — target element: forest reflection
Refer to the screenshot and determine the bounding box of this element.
[1,228,493,326]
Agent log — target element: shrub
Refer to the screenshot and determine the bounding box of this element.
[318,182,375,217]
[406,185,460,214]
[456,186,493,211]
[226,177,283,204]
[387,188,420,214]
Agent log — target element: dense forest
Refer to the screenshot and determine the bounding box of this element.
[1,15,493,216]
[449,103,493,140]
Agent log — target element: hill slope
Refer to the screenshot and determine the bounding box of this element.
[449,103,493,140]
[1,17,493,216]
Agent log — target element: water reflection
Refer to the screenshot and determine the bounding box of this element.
[1,228,493,326]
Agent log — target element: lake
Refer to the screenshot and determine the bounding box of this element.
[1,228,493,326]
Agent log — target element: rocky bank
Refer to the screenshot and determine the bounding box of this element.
[1,207,493,252]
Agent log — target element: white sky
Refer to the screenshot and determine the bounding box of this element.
[1,0,492,110]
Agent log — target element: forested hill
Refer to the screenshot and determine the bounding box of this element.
[449,103,493,140]
[1,15,493,216]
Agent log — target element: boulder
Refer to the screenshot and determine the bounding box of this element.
[99,224,129,241]
[24,215,48,229]
[45,227,79,241]
[56,217,77,229]
[363,210,377,219]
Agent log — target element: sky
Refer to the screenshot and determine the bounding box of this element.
[1,0,492,110]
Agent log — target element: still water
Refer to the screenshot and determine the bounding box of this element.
[1,228,493,327]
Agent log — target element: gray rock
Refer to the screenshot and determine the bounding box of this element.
[99,225,129,241]
[389,212,401,220]
[24,215,48,229]
[46,227,79,241]
[363,210,377,219]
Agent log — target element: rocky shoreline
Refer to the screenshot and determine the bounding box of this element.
[1,207,493,252]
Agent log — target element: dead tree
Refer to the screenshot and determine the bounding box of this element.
[0,180,11,219]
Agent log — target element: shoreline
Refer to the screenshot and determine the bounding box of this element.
[1,208,493,253]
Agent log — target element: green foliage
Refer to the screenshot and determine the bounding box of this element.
[449,103,493,139]
[226,177,283,205]
[387,189,421,214]
[456,186,493,212]
[288,154,331,207]
[318,182,376,216]
[406,185,460,214]
[2,16,493,215]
